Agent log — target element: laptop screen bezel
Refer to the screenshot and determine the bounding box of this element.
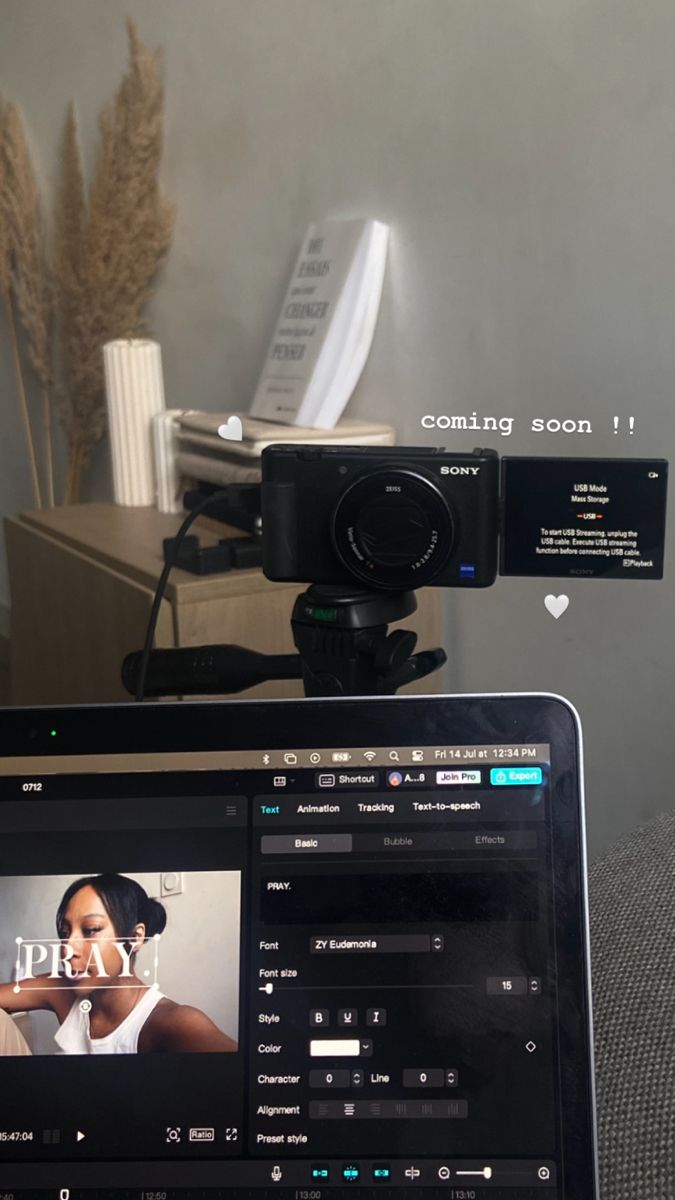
[0,692,598,1199]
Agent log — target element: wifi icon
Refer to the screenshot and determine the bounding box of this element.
[363,751,377,762]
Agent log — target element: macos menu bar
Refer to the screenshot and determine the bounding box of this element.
[0,744,550,775]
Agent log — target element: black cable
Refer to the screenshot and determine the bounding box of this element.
[134,489,231,702]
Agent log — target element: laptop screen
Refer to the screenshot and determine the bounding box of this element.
[0,695,596,1198]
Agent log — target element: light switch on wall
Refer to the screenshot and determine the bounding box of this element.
[161,871,184,897]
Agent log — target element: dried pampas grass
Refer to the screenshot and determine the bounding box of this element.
[0,107,11,296]
[0,17,173,506]
[54,103,100,505]
[56,18,174,503]
[0,101,52,507]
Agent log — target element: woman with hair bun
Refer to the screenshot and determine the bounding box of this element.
[0,873,236,1054]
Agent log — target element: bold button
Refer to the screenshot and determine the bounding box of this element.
[310,1009,330,1027]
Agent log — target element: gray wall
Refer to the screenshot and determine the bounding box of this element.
[0,1,674,854]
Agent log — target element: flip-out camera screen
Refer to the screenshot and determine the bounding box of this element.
[501,456,668,578]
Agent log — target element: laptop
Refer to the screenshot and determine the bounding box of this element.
[0,693,598,1198]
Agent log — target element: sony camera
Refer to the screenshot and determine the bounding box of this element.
[261,444,500,590]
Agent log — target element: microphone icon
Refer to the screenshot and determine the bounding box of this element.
[271,1165,283,1182]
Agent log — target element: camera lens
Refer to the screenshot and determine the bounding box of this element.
[332,469,454,589]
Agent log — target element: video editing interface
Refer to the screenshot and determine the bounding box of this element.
[0,741,564,1198]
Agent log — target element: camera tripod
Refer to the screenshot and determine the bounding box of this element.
[122,483,446,700]
[123,584,447,699]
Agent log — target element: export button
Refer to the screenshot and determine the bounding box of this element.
[490,767,543,786]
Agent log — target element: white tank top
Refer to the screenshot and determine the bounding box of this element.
[54,986,164,1054]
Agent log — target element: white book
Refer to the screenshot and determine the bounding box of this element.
[176,411,396,459]
[176,450,263,486]
[250,218,389,428]
[175,419,396,488]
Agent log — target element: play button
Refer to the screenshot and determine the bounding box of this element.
[76,1130,85,1142]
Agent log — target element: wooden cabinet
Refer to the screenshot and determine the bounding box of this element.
[4,504,443,706]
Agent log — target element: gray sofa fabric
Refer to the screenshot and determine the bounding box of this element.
[589,809,675,1200]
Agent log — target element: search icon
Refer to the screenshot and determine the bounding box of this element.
[389,751,400,761]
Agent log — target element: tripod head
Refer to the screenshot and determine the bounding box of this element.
[290,585,445,695]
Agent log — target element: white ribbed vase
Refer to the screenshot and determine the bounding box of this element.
[103,339,166,506]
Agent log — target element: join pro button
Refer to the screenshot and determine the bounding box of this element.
[490,767,543,786]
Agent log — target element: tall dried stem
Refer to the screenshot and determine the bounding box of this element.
[54,102,90,501]
[0,103,54,506]
[0,103,43,508]
[1,19,174,506]
[2,289,43,508]
[55,19,174,501]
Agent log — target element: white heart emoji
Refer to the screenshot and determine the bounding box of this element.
[217,415,244,442]
[544,594,570,619]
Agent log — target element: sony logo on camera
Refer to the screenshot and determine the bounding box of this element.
[440,466,481,476]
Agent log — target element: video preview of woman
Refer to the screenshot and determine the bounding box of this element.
[0,872,237,1054]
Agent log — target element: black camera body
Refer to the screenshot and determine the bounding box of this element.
[261,444,500,590]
